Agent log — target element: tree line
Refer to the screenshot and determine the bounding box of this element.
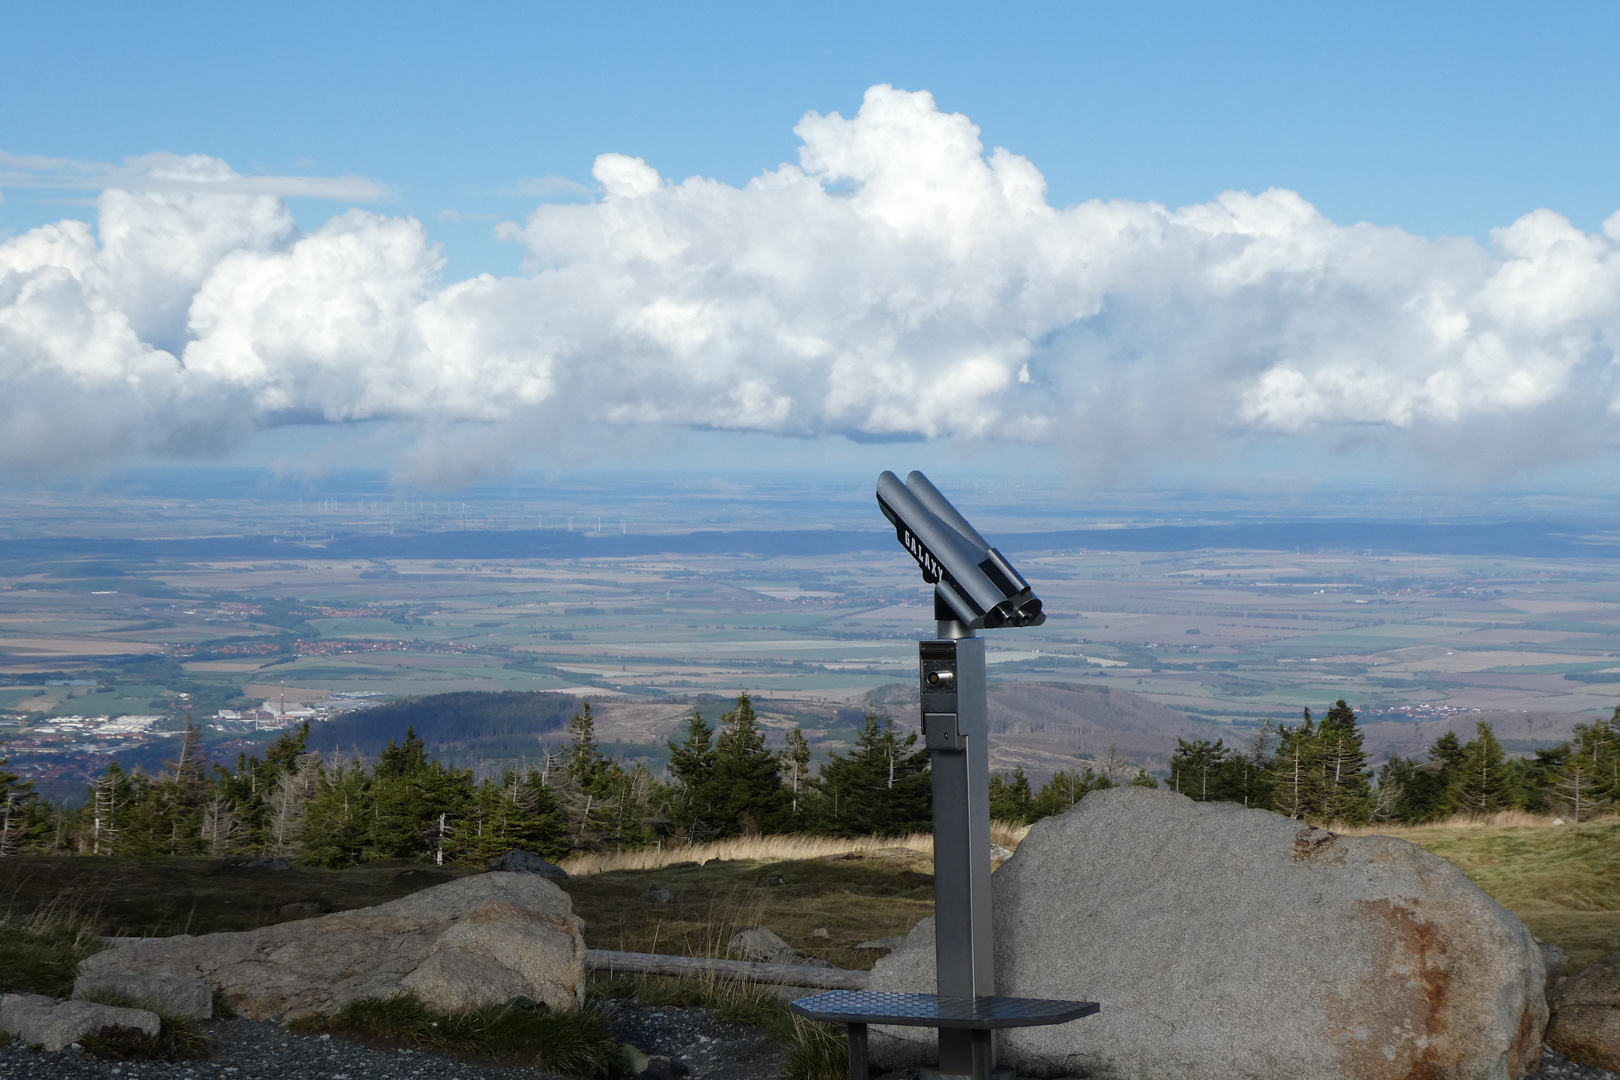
[4,694,1619,860]
[0,693,937,861]
[982,699,1620,828]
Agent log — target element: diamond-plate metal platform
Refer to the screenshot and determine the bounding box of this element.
[790,990,1099,1030]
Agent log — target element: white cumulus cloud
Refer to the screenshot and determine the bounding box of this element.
[2,85,1619,482]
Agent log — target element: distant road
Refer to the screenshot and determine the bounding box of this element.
[3,519,1620,560]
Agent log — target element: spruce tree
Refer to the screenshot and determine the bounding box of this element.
[1315,700,1370,823]
[1169,739,1230,801]
[667,710,719,841]
[1450,721,1508,819]
[0,758,41,856]
[710,692,788,836]
[812,713,929,836]
[1030,766,1112,820]
[1129,769,1159,789]
[988,768,1035,823]
[300,754,373,866]
[781,727,813,819]
[1269,708,1318,819]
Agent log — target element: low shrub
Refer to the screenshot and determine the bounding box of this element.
[74,986,212,1061]
[290,993,620,1076]
[0,904,108,997]
[589,972,845,1080]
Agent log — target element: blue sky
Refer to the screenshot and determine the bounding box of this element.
[8,2,1619,273]
[3,3,1620,488]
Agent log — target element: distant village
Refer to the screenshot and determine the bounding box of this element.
[0,692,386,792]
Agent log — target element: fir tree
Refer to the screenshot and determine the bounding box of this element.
[988,768,1035,823]
[1450,721,1508,819]
[781,727,813,818]
[667,710,719,841]
[0,758,42,856]
[1129,769,1159,789]
[1030,765,1113,820]
[1269,708,1318,819]
[812,713,930,836]
[1169,739,1230,801]
[1315,700,1370,823]
[710,692,788,836]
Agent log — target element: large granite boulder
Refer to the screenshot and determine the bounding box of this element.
[0,993,160,1051]
[869,787,1545,1080]
[78,872,585,1022]
[1546,948,1620,1071]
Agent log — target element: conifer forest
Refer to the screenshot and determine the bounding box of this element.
[3,692,1617,864]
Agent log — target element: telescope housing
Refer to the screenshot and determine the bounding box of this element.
[875,470,1045,630]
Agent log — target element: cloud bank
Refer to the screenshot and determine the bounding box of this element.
[2,86,1619,481]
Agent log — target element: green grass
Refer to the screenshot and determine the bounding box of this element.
[75,987,212,1061]
[563,852,934,971]
[1374,818,1620,972]
[1,856,481,938]
[0,906,108,997]
[289,993,620,1076]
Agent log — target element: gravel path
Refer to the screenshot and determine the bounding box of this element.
[0,1014,1610,1080]
[0,1005,782,1080]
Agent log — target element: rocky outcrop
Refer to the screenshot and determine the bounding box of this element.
[73,972,214,1020]
[77,872,585,1021]
[869,787,1546,1080]
[727,927,830,968]
[488,849,568,882]
[1547,948,1620,1072]
[0,993,160,1051]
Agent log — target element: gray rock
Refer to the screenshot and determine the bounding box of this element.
[73,972,214,1020]
[277,901,324,920]
[241,857,291,871]
[0,993,160,1052]
[1539,937,1571,983]
[1547,948,1620,1072]
[728,927,830,968]
[643,885,676,904]
[868,787,1546,1080]
[487,848,568,882]
[855,936,907,951]
[78,872,585,1022]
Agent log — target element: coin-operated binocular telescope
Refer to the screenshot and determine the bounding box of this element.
[791,472,1095,1080]
[875,470,1045,632]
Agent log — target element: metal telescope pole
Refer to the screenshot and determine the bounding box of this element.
[921,600,997,1080]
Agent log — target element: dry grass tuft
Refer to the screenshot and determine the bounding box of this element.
[562,833,934,877]
[562,823,1027,878]
[0,900,109,997]
[1337,809,1560,836]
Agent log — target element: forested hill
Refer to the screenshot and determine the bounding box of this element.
[305,691,578,760]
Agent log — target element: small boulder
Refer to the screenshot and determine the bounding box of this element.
[1537,937,1570,986]
[1547,947,1620,1072]
[78,872,585,1022]
[278,901,325,921]
[643,1054,691,1080]
[73,972,214,1020]
[727,927,830,968]
[241,857,291,872]
[811,927,830,940]
[855,935,906,951]
[0,993,160,1052]
[642,885,676,905]
[394,868,453,887]
[488,849,568,882]
[869,787,1546,1080]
